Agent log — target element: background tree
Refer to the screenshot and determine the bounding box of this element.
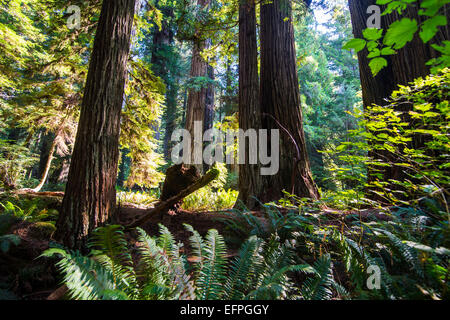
[183,0,212,168]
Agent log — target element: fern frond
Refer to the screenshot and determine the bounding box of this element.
[89,225,138,297]
[157,224,177,256]
[184,223,205,274]
[223,236,261,300]
[196,229,228,300]
[41,248,122,300]
[300,254,335,300]
[136,227,195,300]
[374,228,424,278]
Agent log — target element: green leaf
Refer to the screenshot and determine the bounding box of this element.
[369,57,388,76]
[363,28,383,41]
[420,15,447,43]
[384,18,418,49]
[419,0,450,17]
[381,47,396,55]
[343,38,366,52]
[368,48,381,58]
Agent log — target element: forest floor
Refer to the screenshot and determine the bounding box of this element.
[0,191,243,299]
[0,190,391,300]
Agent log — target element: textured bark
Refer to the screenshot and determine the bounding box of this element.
[55,0,137,250]
[260,0,319,202]
[163,85,178,160]
[237,0,264,209]
[184,0,211,166]
[348,0,449,199]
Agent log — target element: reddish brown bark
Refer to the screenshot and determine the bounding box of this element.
[237,0,264,209]
[184,0,211,167]
[259,0,319,202]
[55,0,137,250]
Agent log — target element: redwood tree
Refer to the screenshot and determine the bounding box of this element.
[259,0,319,202]
[237,0,264,209]
[348,0,449,199]
[55,0,137,250]
[149,2,180,161]
[184,0,211,167]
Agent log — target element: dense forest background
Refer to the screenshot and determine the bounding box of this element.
[0,0,449,301]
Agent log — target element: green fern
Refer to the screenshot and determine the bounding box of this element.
[40,248,119,300]
[195,229,228,300]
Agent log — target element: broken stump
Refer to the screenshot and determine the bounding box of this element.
[160,164,201,214]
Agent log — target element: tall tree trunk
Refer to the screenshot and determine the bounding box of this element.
[348,0,449,200]
[181,87,188,127]
[151,1,177,155]
[32,135,57,192]
[55,0,137,250]
[184,0,211,168]
[260,0,319,202]
[204,64,215,134]
[163,82,179,160]
[237,0,264,209]
[203,63,215,171]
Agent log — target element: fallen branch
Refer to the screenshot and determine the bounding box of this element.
[125,168,219,229]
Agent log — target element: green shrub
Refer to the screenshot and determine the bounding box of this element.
[117,190,158,207]
[224,198,449,300]
[326,68,449,208]
[0,140,38,190]
[182,187,238,211]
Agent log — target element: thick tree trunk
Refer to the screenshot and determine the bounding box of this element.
[237,0,264,209]
[184,0,211,167]
[348,0,449,200]
[347,0,447,109]
[259,0,319,202]
[55,0,137,250]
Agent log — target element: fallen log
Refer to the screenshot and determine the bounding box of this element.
[125,167,219,229]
